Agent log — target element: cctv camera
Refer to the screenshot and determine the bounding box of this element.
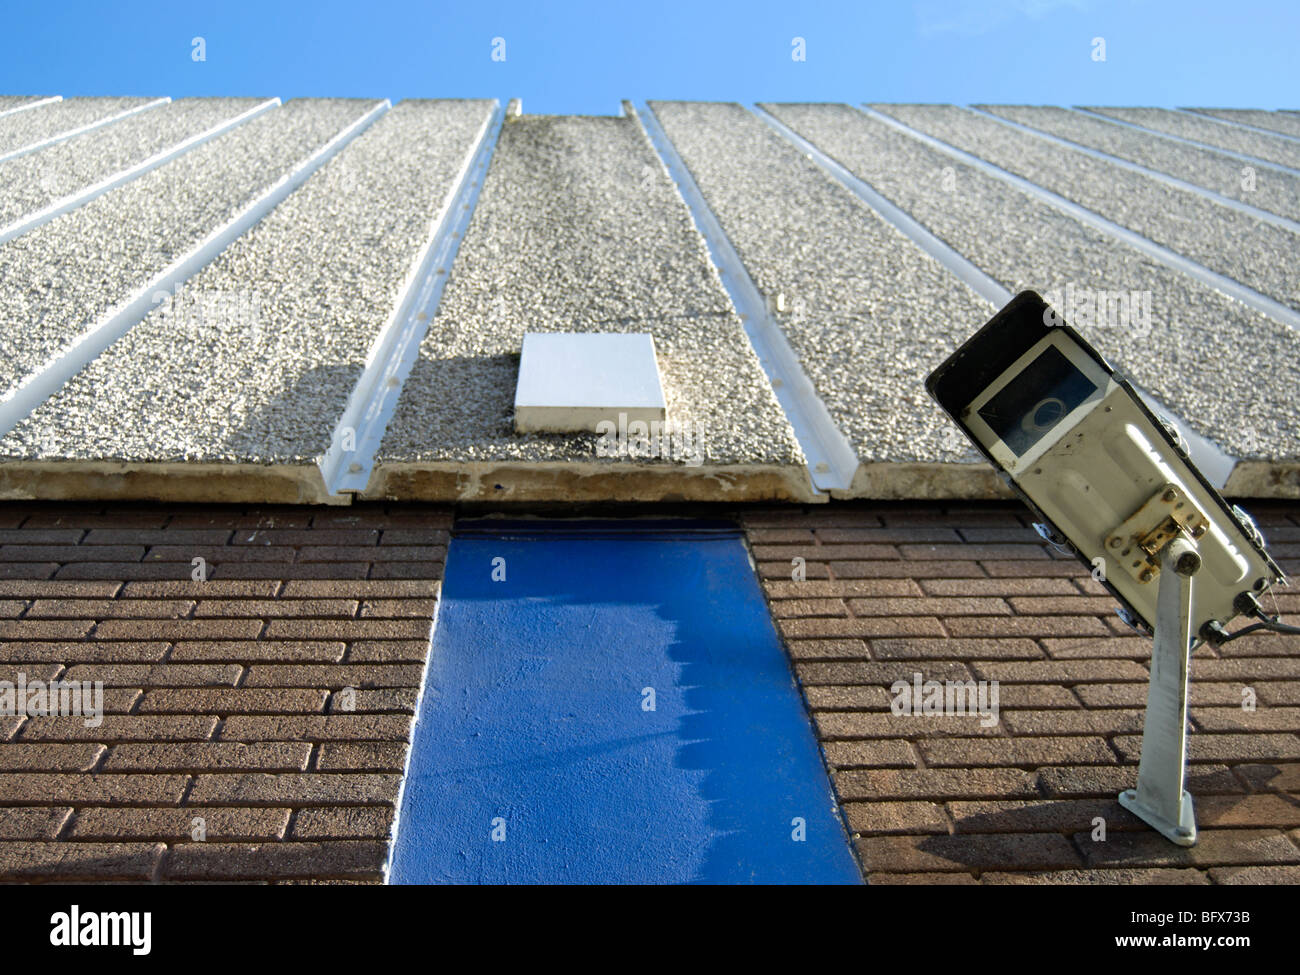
[927,290,1287,647]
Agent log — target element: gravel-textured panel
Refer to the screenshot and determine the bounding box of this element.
[3,101,495,464]
[0,96,46,113]
[646,101,993,466]
[875,104,1300,313]
[377,111,802,467]
[1086,107,1300,171]
[0,98,265,227]
[0,99,373,398]
[1187,108,1300,141]
[979,104,1300,223]
[0,96,156,155]
[763,103,1300,460]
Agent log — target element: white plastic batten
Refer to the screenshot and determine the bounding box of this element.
[1175,106,1300,147]
[755,105,1011,308]
[838,105,1234,481]
[0,96,171,166]
[0,97,281,247]
[0,99,391,441]
[1069,107,1300,178]
[967,106,1300,237]
[0,96,62,121]
[764,105,1234,484]
[634,101,858,494]
[858,105,1300,336]
[321,102,504,496]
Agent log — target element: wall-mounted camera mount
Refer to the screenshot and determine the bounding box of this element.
[927,290,1293,846]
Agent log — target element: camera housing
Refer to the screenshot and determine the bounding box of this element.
[927,290,1286,647]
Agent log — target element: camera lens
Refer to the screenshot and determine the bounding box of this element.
[1024,397,1066,433]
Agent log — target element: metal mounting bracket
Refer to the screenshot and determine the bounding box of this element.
[1118,534,1200,846]
[1106,483,1208,586]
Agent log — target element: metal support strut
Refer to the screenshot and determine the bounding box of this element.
[1118,534,1201,846]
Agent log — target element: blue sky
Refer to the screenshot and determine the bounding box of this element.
[1,0,1295,115]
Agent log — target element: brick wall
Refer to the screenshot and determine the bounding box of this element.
[745,502,1300,884]
[0,502,449,882]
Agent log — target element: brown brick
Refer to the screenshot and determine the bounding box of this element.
[0,807,71,840]
[822,739,916,769]
[0,841,164,880]
[814,711,999,739]
[796,660,973,686]
[63,663,243,687]
[842,801,948,835]
[25,598,193,618]
[0,580,121,598]
[858,833,1083,873]
[235,529,379,546]
[1037,764,1244,798]
[121,580,280,598]
[291,806,394,839]
[836,768,1039,801]
[1040,637,1152,659]
[0,743,104,771]
[0,544,144,561]
[84,529,233,546]
[298,545,444,562]
[346,640,431,663]
[1233,763,1300,793]
[0,640,169,662]
[170,640,346,663]
[19,715,218,742]
[138,688,327,714]
[220,715,412,742]
[187,772,401,805]
[103,741,312,772]
[281,579,439,598]
[194,599,359,618]
[1113,732,1300,764]
[971,660,1150,683]
[1001,709,1146,736]
[1076,682,1244,708]
[900,544,1049,561]
[850,597,1012,617]
[1195,793,1300,828]
[1209,865,1300,884]
[327,687,417,713]
[212,562,370,580]
[982,560,1090,577]
[1193,707,1300,732]
[243,664,423,688]
[315,742,408,772]
[920,577,1076,597]
[779,617,946,639]
[92,618,263,641]
[1078,828,1300,868]
[802,686,893,710]
[0,773,188,804]
[1008,596,1121,615]
[982,868,1209,884]
[949,798,1137,834]
[784,639,868,660]
[69,806,291,842]
[946,616,1110,638]
[752,543,898,561]
[871,638,1042,660]
[920,736,1116,768]
[816,527,961,544]
[0,530,85,544]
[868,871,980,884]
[262,619,431,641]
[829,560,984,579]
[162,840,387,880]
[768,598,849,618]
[357,598,439,618]
[764,579,921,598]
[0,619,94,639]
[0,562,57,579]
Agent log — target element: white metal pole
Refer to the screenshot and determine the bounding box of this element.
[1118,534,1200,846]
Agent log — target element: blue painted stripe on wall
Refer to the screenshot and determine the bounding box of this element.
[390,526,860,884]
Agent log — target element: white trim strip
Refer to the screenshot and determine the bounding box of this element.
[321,102,504,496]
[1176,107,1300,147]
[0,99,391,441]
[755,105,1010,307]
[0,97,280,247]
[0,96,62,121]
[635,101,858,494]
[1068,107,1300,178]
[0,97,171,166]
[967,106,1300,237]
[858,105,1300,335]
